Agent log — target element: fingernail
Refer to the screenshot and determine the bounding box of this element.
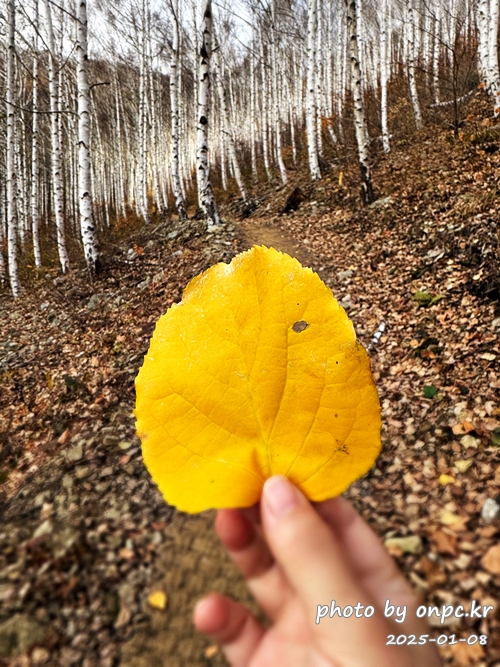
[263,475,301,518]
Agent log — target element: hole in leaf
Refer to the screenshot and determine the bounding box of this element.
[292,320,309,333]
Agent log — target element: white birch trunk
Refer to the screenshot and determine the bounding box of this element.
[170,0,187,220]
[489,0,500,111]
[196,0,219,228]
[478,0,490,85]
[408,1,423,129]
[6,0,20,297]
[380,0,390,153]
[433,5,441,104]
[306,0,321,180]
[346,0,374,204]
[315,0,324,157]
[259,27,272,181]
[270,4,287,184]
[76,0,98,272]
[114,77,127,219]
[138,0,150,223]
[250,30,258,182]
[213,41,249,201]
[43,0,69,272]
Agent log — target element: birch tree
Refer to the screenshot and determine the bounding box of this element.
[31,0,41,268]
[488,0,500,111]
[380,0,390,153]
[407,0,423,129]
[44,0,70,272]
[6,0,20,297]
[306,0,321,180]
[346,0,374,204]
[213,37,249,201]
[196,0,219,228]
[76,0,99,272]
[170,0,187,220]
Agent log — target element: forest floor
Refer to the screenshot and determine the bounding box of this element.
[1,93,500,667]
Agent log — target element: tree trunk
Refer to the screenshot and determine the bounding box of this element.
[196,0,219,229]
[270,2,287,184]
[346,0,374,204]
[213,38,249,201]
[76,0,98,273]
[6,0,20,297]
[43,0,70,272]
[259,27,272,181]
[380,0,390,153]
[489,0,500,111]
[170,0,187,220]
[407,1,423,129]
[306,0,322,179]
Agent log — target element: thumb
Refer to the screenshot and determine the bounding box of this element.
[261,476,391,664]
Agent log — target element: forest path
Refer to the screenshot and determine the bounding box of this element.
[235,215,315,265]
[120,217,310,667]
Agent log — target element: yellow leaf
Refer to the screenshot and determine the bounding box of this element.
[439,474,455,486]
[147,591,167,610]
[440,509,463,526]
[135,246,381,513]
[46,372,54,390]
[338,171,344,186]
[454,459,473,473]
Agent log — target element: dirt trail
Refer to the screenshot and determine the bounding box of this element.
[120,218,301,667]
[236,217,315,266]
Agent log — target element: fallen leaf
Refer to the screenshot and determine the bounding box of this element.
[118,548,134,560]
[135,246,381,513]
[480,352,496,361]
[439,474,455,486]
[46,372,54,390]
[447,640,484,666]
[147,591,167,610]
[204,645,219,659]
[384,535,422,554]
[430,529,458,556]
[481,544,500,574]
[57,428,71,445]
[417,555,447,586]
[440,509,463,526]
[460,434,480,449]
[454,460,473,474]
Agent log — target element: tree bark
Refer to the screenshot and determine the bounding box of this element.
[196,0,219,228]
[43,0,70,272]
[170,0,187,220]
[407,0,423,129]
[306,0,322,179]
[213,38,249,201]
[7,0,20,297]
[346,0,374,204]
[380,0,390,153]
[77,0,99,273]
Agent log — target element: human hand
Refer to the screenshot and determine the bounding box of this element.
[193,475,442,667]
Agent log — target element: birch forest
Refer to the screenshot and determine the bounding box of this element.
[0,0,497,295]
[3,0,500,665]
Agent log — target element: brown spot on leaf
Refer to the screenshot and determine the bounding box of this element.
[292,320,309,333]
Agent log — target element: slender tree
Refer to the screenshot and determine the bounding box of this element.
[6,0,20,297]
[76,0,98,273]
[380,0,390,153]
[31,0,42,268]
[170,0,187,220]
[346,0,374,204]
[306,0,322,179]
[213,37,249,201]
[196,0,219,228]
[44,0,70,272]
